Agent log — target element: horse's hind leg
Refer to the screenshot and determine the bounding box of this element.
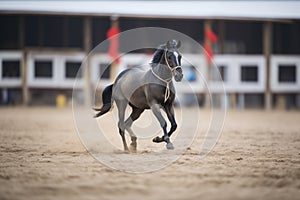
[116,100,129,152]
[125,107,144,152]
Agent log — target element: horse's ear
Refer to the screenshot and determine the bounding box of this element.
[176,40,181,48]
[166,40,171,49]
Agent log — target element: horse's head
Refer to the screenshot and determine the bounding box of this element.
[165,40,183,82]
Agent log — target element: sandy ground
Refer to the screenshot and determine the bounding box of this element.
[0,106,300,200]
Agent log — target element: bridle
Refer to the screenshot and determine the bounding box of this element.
[151,49,182,102]
[164,50,182,73]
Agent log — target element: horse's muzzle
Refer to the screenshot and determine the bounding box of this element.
[174,67,183,82]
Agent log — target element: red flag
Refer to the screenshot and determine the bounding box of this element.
[107,26,120,64]
[204,43,214,64]
[204,28,218,64]
[205,29,218,43]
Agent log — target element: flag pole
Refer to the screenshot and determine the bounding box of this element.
[108,15,120,82]
[204,20,212,109]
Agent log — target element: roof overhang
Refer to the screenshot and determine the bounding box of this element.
[1,1,300,21]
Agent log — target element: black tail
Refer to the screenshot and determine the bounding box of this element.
[93,84,113,118]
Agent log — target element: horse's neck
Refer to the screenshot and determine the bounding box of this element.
[153,63,172,81]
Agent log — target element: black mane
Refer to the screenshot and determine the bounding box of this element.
[151,45,166,66]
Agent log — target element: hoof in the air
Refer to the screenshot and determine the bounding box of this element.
[166,143,174,150]
[152,136,164,143]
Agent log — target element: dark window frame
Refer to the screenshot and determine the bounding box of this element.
[218,65,227,82]
[65,61,82,79]
[2,60,21,79]
[0,16,20,49]
[241,65,259,82]
[278,65,297,83]
[34,60,53,78]
[224,21,263,54]
[25,15,84,49]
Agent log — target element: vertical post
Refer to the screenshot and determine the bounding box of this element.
[230,93,237,109]
[263,21,272,110]
[21,51,29,105]
[84,17,92,107]
[219,20,236,109]
[109,16,119,81]
[204,20,212,108]
[20,16,29,105]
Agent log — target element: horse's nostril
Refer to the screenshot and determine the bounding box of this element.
[175,74,183,82]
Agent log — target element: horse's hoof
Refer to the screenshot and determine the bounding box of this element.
[166,143,174,150]
[123,150,130,154]
[129,144,137,153]
[123,147,130,153]
[153,136,164,143]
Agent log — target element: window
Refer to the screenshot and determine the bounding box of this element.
[218,66,227,82]
[92,17,110,49]
[119,17,204,45]
[212,65,227,82]
[278,65,296,83]
[99,63,111,79]
[211,65,227,82]
[34,61,53,78]
[65,61,82,78]
[66,17,83,48]
[0,16,20,49]
[2,60,21,78]
[224,21,263,54]
[273,22,300,54]
[241,65,258,82]
[25,16,84,48]
[25,16,40,47]
[43,16,64,47]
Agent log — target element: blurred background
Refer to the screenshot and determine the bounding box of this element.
[0,0,299,110]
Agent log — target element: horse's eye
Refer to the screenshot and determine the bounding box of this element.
[168,56,172,60]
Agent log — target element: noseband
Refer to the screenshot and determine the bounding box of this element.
[151,50,182,102]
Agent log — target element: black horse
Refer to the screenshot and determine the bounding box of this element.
[94,40,183,152]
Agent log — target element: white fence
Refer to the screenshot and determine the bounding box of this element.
[271,55,300,93]
[0,51,299,95]
[211,55,266,93]
[0,51,22,88]
[27,52,85,88]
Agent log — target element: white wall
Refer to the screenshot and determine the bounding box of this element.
[211,55,265,93]
[271,55,300,93]
[27,52,85,89]
[0,51,299,95]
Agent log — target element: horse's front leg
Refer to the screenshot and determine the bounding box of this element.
[153,104,177,144]
[165,104,177,137]
[150,104,174,150]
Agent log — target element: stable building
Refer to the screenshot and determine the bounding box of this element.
[0,1,299,109]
